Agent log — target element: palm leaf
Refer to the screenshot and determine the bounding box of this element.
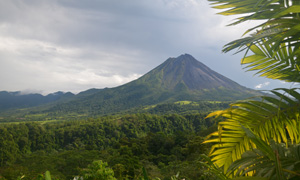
[241,41,300,82]
[203,88,300,174]
[228,140,300,179]
[209,0,300,81]
[199,154,230,180]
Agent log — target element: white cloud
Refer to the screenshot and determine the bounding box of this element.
[0,36,143,94]
[255,82,270,89]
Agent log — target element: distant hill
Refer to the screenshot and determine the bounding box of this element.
[39,54,262,116]
[0,91,74,111]
[0,54,263,118]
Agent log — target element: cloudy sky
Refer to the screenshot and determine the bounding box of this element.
[0,0,296,95]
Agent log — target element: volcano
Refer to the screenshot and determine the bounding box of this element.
[138,54,248,91]
[0,54,262,115]
[41,54,261,115]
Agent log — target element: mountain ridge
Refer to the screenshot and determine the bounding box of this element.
[0,91,74,111]
[40,54,262,116]
[0,54,262,116]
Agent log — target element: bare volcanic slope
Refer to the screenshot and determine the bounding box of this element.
[41,54,261,115]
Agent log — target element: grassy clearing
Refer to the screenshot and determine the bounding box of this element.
[205,101,224,104]
[175,101,193,105]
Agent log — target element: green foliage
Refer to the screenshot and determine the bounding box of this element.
[0,127,19,166]
[0,113,215,179]
[241,41,299,82]
[204,89,300,173]
[227,138,300,179]
[140,101,230,115]
[0,100,230,123]
[205,0,300,179]
[80,160,116,180]
[209,0,300,82]
[45,171,52,180]
[29,171,60,180]
[200,154,230,180]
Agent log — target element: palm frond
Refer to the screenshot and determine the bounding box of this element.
[209,0,300,80]
[203,88,300,174]
[228,140,300,179]
[241,41,300,82]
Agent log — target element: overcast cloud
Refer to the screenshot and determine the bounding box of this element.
[0,0,296,94]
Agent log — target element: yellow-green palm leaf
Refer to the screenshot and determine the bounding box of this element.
[204,88,300,175]
[209,0,300,82]
[242,41,300,82]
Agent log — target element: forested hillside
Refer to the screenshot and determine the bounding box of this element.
[0,113,219,180]
[0,54,262,120]
[0,100,230,123]
[0,91,74,111]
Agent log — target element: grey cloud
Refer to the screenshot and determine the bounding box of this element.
[0,0,294,94]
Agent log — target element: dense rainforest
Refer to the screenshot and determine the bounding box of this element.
[0,110,222,180]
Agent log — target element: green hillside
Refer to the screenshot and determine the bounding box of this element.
[0,54,264,123]
[3,54,260,119]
